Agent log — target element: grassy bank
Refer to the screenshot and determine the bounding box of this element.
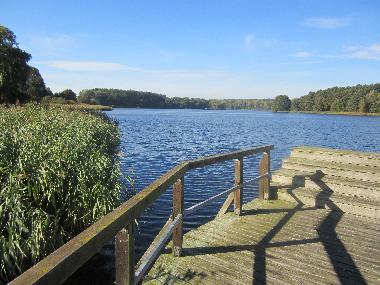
[0,105,120,283]
[288,110,380,116]
[40,96,113,111]
[50,103,113,111]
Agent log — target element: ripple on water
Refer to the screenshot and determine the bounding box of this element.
[108,108,380,258]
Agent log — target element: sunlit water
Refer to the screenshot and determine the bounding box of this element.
[109,109,380,254]
[68,108,380,284]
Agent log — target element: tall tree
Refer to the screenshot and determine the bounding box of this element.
[25,67,48,101]
[0,25,31,104]
[272,95,291,112]
[55,89,77,101]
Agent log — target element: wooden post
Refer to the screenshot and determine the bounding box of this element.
[259,152,270,200]
[172,177,184,257]
[234,158,243,215]
[115,222,135,285]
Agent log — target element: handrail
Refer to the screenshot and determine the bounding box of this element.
[10,144,273,285]
[183,173,268,216]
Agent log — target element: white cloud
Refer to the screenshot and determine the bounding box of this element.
[244,34,255,49]
[345,44,380,60]
[303,17,348,29]
[293,51,314,58]
[36,60,227,80]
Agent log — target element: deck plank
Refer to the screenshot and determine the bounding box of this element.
[143,199,380,284]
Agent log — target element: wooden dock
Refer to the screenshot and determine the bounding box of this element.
[10,146,380,285]
[144,147,380,284]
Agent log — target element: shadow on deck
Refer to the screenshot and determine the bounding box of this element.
[144,172,378,285]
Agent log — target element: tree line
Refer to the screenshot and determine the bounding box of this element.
[290,84,380,113]
[77,88,273,110]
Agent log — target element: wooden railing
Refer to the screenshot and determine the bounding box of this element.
[10,145,273,285]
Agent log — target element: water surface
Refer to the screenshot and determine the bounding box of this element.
[67,109,380,283]
[108,109,380,255]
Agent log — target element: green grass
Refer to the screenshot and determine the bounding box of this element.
[0,105,121,283]
[49,103,113,111]
[40,96,113,111]
[289,110,380,116]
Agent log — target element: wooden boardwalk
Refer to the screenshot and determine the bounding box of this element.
[11,146,379,285]
[144,147,380,285]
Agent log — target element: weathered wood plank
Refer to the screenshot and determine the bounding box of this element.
[259,152,270,199]
[135,215,182,283]
[172,178,184,257]
[188,145,273,169]
[217,192,234,217]
[146,198,380,285]
[234,158,243,215]
[115,223,135,285]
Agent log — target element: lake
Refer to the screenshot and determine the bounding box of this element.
[67,108,380,283]
[108,108,380,256]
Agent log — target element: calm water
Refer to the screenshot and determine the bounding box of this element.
[69,108,380,283]
[108,109,380,255]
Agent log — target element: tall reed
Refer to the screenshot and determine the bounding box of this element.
[0,105,121,283]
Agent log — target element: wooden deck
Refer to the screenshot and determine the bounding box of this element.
[144,199,379,285]
[10,146,379,285]
[144,147,380,285]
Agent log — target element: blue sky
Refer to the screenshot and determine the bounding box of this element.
[2,0,379,98]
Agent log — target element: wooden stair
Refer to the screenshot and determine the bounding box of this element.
[272,146,380,219]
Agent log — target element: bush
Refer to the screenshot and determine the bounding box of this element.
[0,105,121,283]
[272,95,291,112]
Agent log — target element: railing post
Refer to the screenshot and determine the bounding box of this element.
[172,177,184,257]
[115,222,135,285]
[234,158,243,215]
[259,151,271,200]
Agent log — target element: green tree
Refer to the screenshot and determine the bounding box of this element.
[291,98,300,111]
[55,89,77,101]
[366,90,380,113]
[272,95,291,112]
[24,67,48,101]
[358,97,368,113]
[0,25,31,104]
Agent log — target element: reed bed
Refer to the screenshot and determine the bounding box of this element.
[0,105,120,283]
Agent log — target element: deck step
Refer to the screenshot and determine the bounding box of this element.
[272,168,380,199]
[281,157,380,183]
[276,186,380,219]
[291,146,380,167]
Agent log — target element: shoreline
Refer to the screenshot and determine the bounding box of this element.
[287,110,380,116]
[109,107,380,116]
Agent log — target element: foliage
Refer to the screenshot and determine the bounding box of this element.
[41,96,113,111]
[24,67,49,102]
[54,89,77,101]
[78,88,167,107]
[78,88,273,110]
[0,105,121,283]
[0,25,31,104]
[272,95,291,112]
[41,96,76,105]
[78,88,209,109]
[0,25,52,105]
[208,99,272,110]
[291,84,380,113]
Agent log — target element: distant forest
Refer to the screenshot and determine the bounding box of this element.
[291,84,380,113]
[78,88,273,110]
[78,84,380,113]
